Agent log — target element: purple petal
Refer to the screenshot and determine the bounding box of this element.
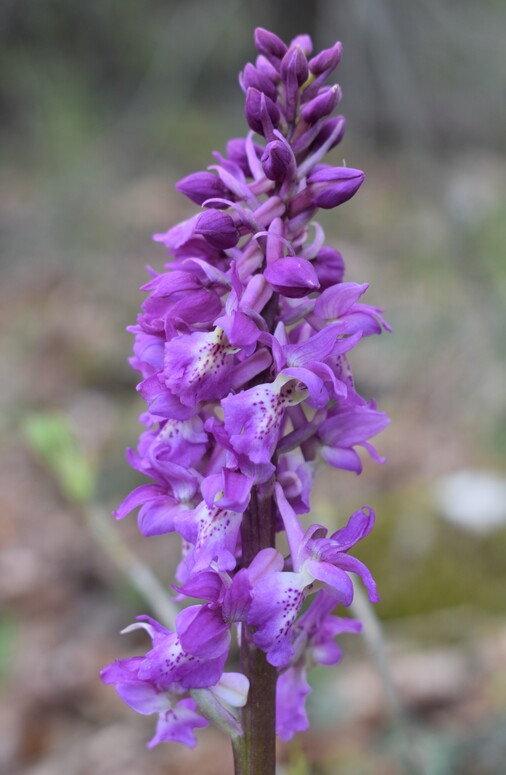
[313,282,369,320]
[329,507,375,552]
[284,323,345,367]
[282,366,328,408]
[116,680,171,716]
[274,482,304,567]
[304,559,354,605]
[175,570,223,603]
[139,631,227,690]
[114,484,166,520]
[332,554,380,603]
[176,605,231,659]
[222,568,252,623]
[321,444,363,473]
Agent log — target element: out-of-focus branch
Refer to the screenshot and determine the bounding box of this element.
[88,504,177,630]
[351,581,427,775]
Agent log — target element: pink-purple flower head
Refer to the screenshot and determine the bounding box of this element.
[104,25,390,750]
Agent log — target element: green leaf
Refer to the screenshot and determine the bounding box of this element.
[23,412,95,503]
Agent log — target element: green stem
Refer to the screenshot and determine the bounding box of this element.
[233,485,277,775]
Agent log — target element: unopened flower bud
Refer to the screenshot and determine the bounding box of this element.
[254,27,287,63]
[245,87,280,137]
[195,210,239,249]
[309,42,343,76]
[261,139,295,181]
[176,171,227,207]
[280,45,309,87]
[308,166,364,209]
[240,62,277,101]
[290,34,313,55]
[301,85,341,125]
[255,54,279,85]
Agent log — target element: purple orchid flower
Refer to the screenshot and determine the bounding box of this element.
[275,590,361,741]
[105,28,390,754]
[248,484,378,666]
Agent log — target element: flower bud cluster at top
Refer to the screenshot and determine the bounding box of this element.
[101,27,390,748]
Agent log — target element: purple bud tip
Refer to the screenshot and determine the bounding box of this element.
[195,210,239,250]
[255,54,280,84]
[280,45,309,87]
[290,34,313,55]
[176,171,227,207]
[245,87,280,136]
[261,140,294,182]
[309,41,343,76]
[301,85,341,125]
[308,166,365,209]
[254,27,287,61]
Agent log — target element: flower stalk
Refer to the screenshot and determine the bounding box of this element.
[234,486,277,775]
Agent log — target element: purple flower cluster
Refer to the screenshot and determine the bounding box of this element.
[102,27,390,747]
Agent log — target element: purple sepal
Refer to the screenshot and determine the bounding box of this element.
[138,373,197,420]
[264,257,320,298]
[318,404,389,472]
[153,213,200,250]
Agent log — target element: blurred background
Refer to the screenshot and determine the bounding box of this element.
[1,1,506,773]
